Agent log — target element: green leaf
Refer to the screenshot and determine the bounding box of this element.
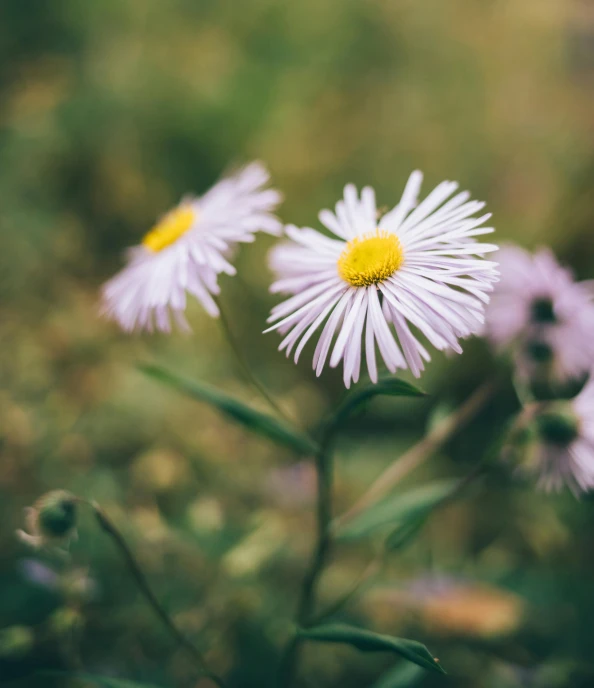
[329,377,426,428]
[336,479,459,540]
[384,516,428,553]
[139,364,318,455]
[372,663,425,688]
[298,624,445,674]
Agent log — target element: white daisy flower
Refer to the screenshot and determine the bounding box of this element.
[485,245,594,381]
[101,162,282,332]
[266,171,499,387]
[510,378,594,494]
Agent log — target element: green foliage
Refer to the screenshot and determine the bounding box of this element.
[140,363,318,455]
[0,626,34,660]
[336,479,459,540]
[384,516,428,554]
[298,623,445,674]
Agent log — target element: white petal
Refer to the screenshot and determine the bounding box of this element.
[314,291,354,375]
[330,288,366,368]
[380,170,423,232]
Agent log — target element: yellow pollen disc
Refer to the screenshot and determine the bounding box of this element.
[338,230,404,287]
[142,206,196,252]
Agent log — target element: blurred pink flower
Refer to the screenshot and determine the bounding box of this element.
[18,559,59,589]
[486,246,594,381]
[264,461,317,508]
[366,575,524,639]
[521,378,594,494]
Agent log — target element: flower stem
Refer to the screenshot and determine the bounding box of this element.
[311,555,383,626]
[276,433,335,687]
[89,501,227,688]
[215,295,292,424]
[333,378,497,531]
[512,370,535,406]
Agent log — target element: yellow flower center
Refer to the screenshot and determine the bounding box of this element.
[338,230,404,287]
[142,206,196,252]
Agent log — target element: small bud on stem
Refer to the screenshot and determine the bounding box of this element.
[17,490,78,552]
[16,490,227,688]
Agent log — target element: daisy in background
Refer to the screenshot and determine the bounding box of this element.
[485,246,594,383]
[505,377,594,495]
[266,171,499,387]
[101,162,282,332]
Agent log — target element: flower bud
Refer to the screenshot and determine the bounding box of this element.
[503,401,585,493]
[37,491,77,538]
[17,490,78,551]
[535,408,579,446]
[530,297,556,324]
[525,339,554,364]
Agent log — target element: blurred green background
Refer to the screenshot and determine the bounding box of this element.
[1,0,594,686]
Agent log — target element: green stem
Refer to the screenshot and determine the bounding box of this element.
[276,434,335,687]
[215,296,292,424]
[333,378,497,531]
[89,501,227,688]
[512,369,535,407]
[313,435,503,627]
[311,555,383,626]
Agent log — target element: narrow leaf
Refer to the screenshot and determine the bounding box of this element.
[330,377,426,428]
[337,479,459,540]
[372,663,425,688]
[384,516,427,553]
[298,624,445,674]
[139,364,318,455]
